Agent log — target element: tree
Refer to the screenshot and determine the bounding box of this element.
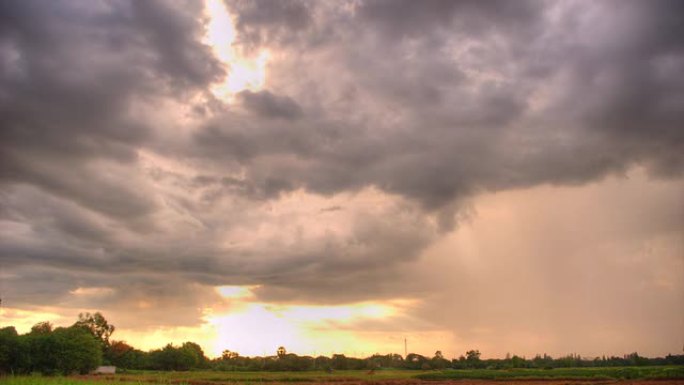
[432,350,449,369]
[106,340,144,369]
[30,321,53,335]
[26,328,58,374]
[277,346,287,358]
[314,355,331,371]
[73,312,115,346]
[466,350,481,361]
[148,342,205,371]
[182,342,207,368]
[0,327,18,373]
[25,326,102,375]
[404,353,428,369]
[331,354,348,370]
[465,350,482,369]
[52,327,103,374]
[0,327,30,374]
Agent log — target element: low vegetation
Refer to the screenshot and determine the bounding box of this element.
[416,366,684,380]
[1,313,683,376]
[2,367,684,385]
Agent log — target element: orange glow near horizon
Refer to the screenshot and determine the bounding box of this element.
[0,292,428,359]
[206,285,408,357]
[0,307,70,333]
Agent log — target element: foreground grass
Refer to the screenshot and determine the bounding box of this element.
[3,366,684,385]
[0,370,415,385]
[0,378,143,385]
[100,369,417,383]
[416,366,684,380]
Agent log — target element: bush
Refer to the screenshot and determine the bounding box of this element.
[24,326,102,375]
[0,327,31,374]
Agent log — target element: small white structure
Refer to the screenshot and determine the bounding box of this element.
[93,366,116,374]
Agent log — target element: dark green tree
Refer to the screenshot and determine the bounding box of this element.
[24,326,101,375]
[106,340,147,369]
[465,350,482,368]
[331,354,348,370]
[149,343,204,371]
[404,353,428,369]
[0,327,30,374]
[431,350,449,369]
[182,341,207,368]
[73,312,115,346]
[30,321,53,335]
[52,327,103,374]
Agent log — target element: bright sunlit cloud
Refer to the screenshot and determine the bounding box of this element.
[204,295,408,357]
[0,307,69,333]
[216,285,258,299]
[69,287,115,296]
[276,302,396,322]
[203,0,269,101]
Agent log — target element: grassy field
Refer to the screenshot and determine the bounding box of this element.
[2,366,684,385]
[82,369,417,383]
[0,370,415,385]
[416,366,684,380]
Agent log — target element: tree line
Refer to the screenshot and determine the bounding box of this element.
[1,313,682,374]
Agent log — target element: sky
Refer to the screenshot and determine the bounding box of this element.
[0,0,683,359]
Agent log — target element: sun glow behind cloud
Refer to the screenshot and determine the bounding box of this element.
[217,285,258,300]
[205,286,405,357]
[203,0,269,101]
[0,307,69,333]
[1,298,410,359]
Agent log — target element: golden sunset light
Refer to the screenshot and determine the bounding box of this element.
[204,0,269,101]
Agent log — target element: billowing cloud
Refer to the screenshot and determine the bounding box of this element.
[0,0,682,356]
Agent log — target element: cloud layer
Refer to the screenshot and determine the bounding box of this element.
[1,0,682,353]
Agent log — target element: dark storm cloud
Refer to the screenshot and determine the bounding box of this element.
[0,0,225,323]
[1,0,683,328]
[0,0,223,219]
[238,90,303,120]
[214,0,683,208]
[228,0,312,49]
[358,0,542,40]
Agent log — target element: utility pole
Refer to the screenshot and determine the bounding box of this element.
[404,337,407,357]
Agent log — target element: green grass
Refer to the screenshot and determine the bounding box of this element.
[416,366,684,380]
[3,366,684,385]
[0,370,416,385]
[0,378,145,385]
[102,369,416,383]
